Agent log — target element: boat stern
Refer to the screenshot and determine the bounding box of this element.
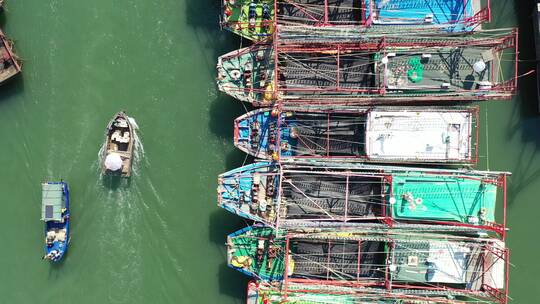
[217,162,279,227]
[221,0,274,41]
[217,45,275,105]
[226,226,285,281]
[234,109,278,159]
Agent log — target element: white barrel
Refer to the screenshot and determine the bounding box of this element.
[104,153,123,171]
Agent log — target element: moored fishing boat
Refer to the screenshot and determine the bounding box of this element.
[0,29,21,85]
[221,0,490,42]
[247,280,497,304]
[41,181,70,262]
[221,0,274,41]
[101,111,135,177]
[228,226,508,303]
[218,161,508,236]
[234,106,478,164]
[216,29,518,105]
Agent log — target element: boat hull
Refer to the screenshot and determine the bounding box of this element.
[43,182,70,262]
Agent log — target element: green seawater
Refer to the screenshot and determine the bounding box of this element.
[0,0,536,303]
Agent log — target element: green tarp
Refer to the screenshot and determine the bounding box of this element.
[391,175,497,223]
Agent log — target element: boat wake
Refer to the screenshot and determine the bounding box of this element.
[95,180,144,300]
[128,116,147,178]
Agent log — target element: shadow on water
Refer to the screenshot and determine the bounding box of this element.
[226,149,255,171]
[209,208,250,301]
[209,209,250,246]
[218,262,249,301]
[0,75,24,104]
[209,94,248,140]
[0,9,6,29]
[209,210,250,301]
[502,0,540,202]
[185,0,243,65]
[186,0,259,301]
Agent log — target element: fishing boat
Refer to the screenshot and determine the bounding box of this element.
[101,111,135,177]
[247,281,497,304]
[41,182,70,262]
[221,0,490,42]
[233,106,478,164]
[218,161,508,236]
[228,226,508,303]
[221,0,274,41]
[216,29,518,105]
[0,29,21,85]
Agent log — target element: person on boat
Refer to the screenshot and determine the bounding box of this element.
[256,239,266,264]
[46,233,54,247]
[248,1,257,31]
[261,3,271,31]
[248,1,257,19]
[262,3,270,20]
[43,251,56,261]
[61,207,69,221]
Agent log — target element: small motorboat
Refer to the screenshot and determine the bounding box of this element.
[41,181,70,262]
[101,111,134,177]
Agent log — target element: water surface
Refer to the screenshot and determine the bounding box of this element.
[0,0,536,303]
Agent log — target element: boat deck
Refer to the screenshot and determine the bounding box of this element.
[277,0,364,26]
[290,239,386,281]
[390,175,498,224]
[236,110,276,158]
[365,110,473,162]
[367,0,474,28]
[235,107,478,164]
[381,48,492,94]
[222,0,274,40]
[227,226,287,281]
[392,241,485,291]
[218,162,280,224]
[219,161,503,231]
[217,46,275,104]
[280,112,368,157]
[281,172,385,220]
[279,51,376,96]
[229,227,507,294]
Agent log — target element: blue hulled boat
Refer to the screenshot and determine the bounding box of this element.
[41,182,70,262]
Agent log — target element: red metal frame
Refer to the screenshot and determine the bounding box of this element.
[247,280,501,304]
[278,234,508,304]
[277,166,507,235]
[272,107,480,165]
[220,29,518,105]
